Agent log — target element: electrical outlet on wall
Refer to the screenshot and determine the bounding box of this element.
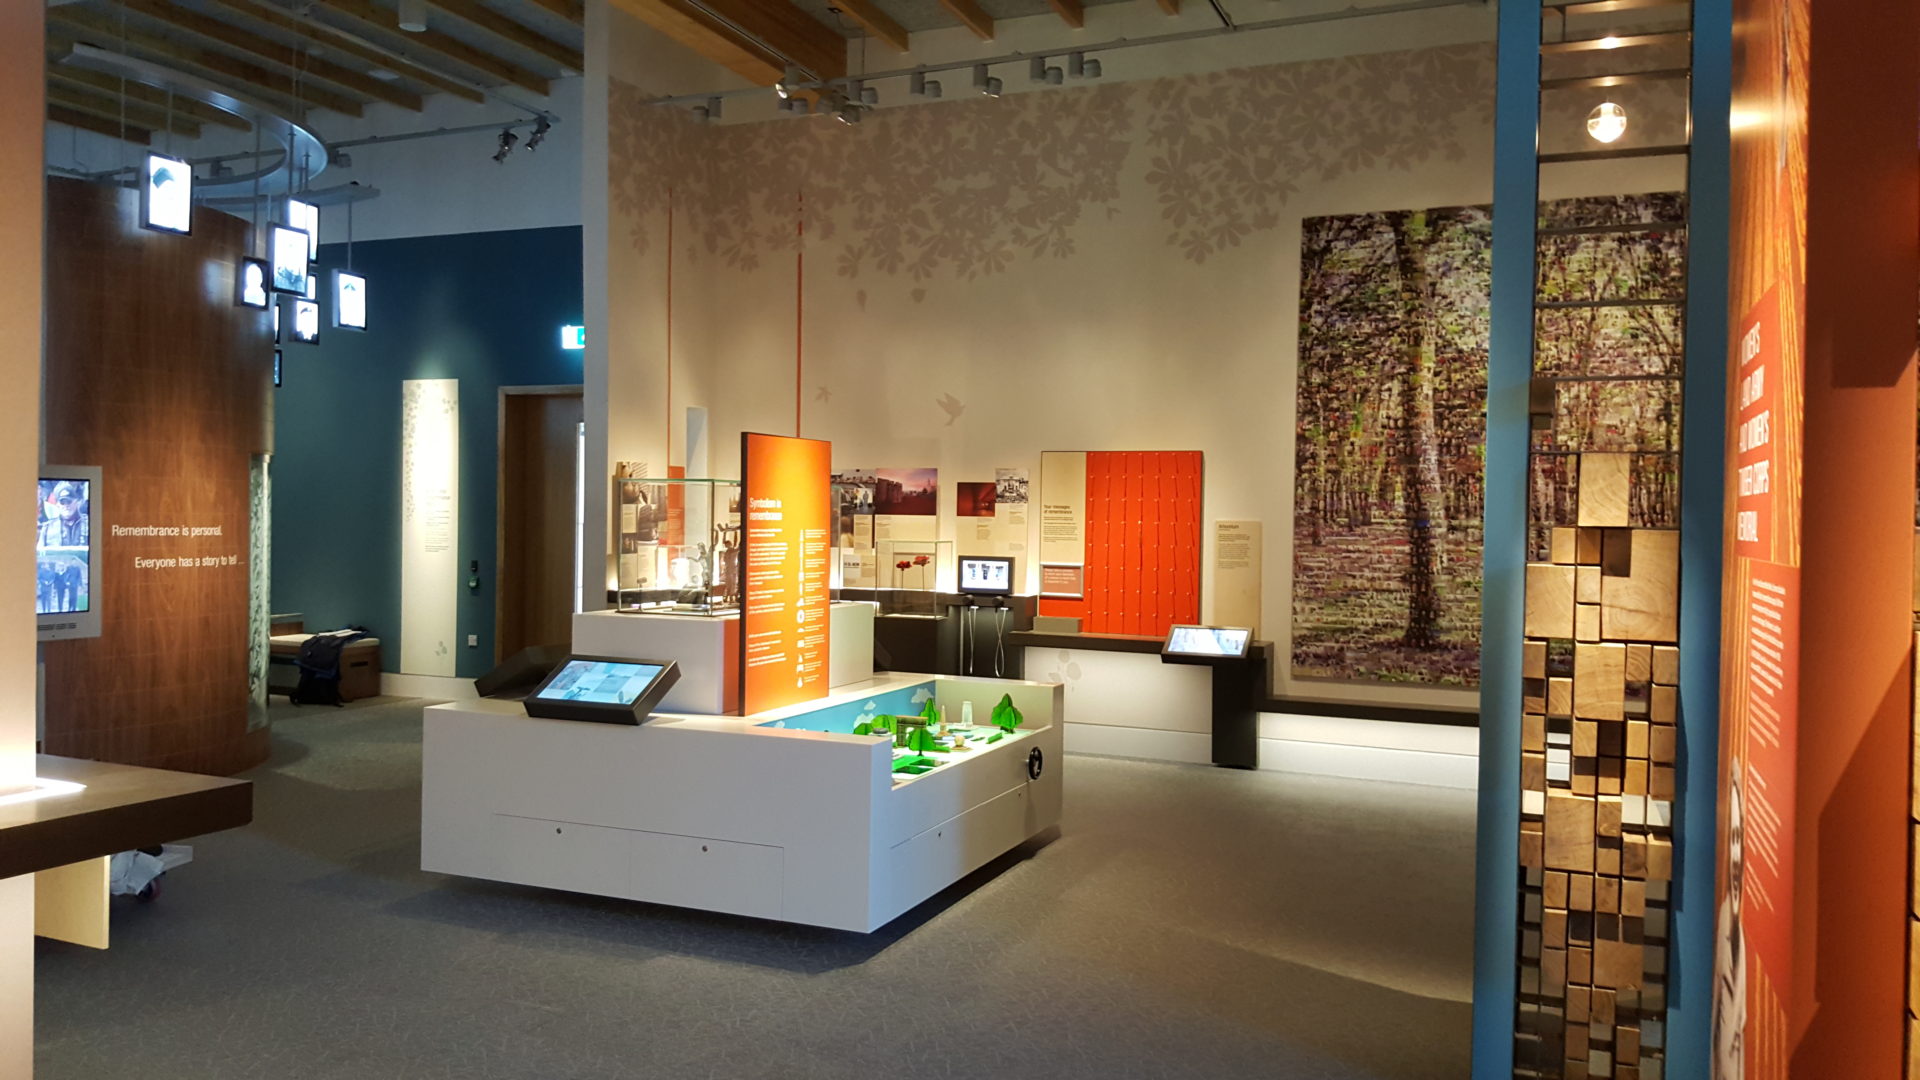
[467,635,478,647]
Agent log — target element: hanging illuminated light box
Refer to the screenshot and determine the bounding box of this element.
[269,224,310,295]
[334,270,367,331]
[273,349,283,388]
[236,256,270,309]
[140,152,193,235]
[286,197,320,259]
[291,295,320,345]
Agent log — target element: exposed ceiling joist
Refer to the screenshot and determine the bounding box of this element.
[519,0,586,23]
[1047,0,1084,27]
[117,0,425,111]
[695,0,846,82]
[827,0,908,52]
[315,0,551,95]
[48,9,369,117]
[937,0,993,40]
[49,64,254,130]
[48,82,203,138]
[606,0,842,87]
[424,0,584,72]
[1155,0,1180,13]
[49,102,152,144]
[203,0,487,104]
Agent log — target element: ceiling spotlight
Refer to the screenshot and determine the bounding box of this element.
[973,64,1002,98]
[1586,101,1628,143]
[525,116,551,151]
[911,71,942,99]
[774,65,801,99]
[1030,56,1047,83]
[1084,58,1102,78]
[836,103,862,125]
[859,84,878,107]
[397,0,427,32]
[329,149,353,168]
[1068,52,1084,78]
[491,127,517,163]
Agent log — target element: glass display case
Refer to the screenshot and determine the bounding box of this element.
[613,477,742,615]
[832,539,953,616]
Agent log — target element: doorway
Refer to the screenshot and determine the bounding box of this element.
[497,386,584,662]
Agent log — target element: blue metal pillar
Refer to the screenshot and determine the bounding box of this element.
[1471,0,1540,1074]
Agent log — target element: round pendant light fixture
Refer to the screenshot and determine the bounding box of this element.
[1587,101,1628,144]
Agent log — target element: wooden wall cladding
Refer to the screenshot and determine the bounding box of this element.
[40,177,271,776]
[1037,450,1201,636]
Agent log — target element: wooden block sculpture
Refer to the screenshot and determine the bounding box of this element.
[1517,448,1680,1079]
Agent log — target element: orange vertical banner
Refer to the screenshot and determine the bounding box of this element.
[739,432,831,715]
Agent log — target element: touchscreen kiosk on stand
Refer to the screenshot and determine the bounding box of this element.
[523,656,681,724]
[1160,625,1260,769]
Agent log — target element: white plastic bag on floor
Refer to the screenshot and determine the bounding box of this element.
[109,850,165,896]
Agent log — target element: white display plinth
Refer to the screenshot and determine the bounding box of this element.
[573,601,876,715]
[420,672,1062,932]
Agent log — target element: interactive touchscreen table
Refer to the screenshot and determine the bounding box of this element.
[523,656,681,725]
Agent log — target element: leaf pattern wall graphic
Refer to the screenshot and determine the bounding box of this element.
[607,43,1497,282]
[1291,193,1683,687]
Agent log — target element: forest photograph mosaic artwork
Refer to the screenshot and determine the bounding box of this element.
[1291,193,1685,686]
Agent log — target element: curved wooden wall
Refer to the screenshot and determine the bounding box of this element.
[41,176,272,776]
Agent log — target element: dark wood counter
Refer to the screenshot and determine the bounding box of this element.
[0,756,252,880]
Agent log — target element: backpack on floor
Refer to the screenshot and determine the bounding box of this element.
[293,628,370,706]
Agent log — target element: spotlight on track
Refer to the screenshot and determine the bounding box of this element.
[525,116,551,151]
[1068,52,1102,79]
[775,65,801,99]
[1029,56,1062,85]
[692,96,722,122]
[973,64,1001,98]
[491,127,517,163]
[910,71,942,99]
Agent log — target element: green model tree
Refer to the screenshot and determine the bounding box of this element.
[990,694,1023,733]
[905,725,941,754]
[921,698,941,727]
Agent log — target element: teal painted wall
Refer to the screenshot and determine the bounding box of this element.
[270,225,584,679]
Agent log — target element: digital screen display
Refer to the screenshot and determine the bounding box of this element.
[269,225,310,295]
[273,349,283,388]
[287,198,319,260]
[36,478,92,616]
[335,270,367,330]
[238,257,269,309]
[1164,625,1251,658]
[958,556,1014,595]
[292,299,320,343]
[141,153,192,234]
[532,660,666,706]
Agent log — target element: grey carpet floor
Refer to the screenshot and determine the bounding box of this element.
[35,697,1475,1080]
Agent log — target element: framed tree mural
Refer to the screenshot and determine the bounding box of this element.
[1291,193,1685,687]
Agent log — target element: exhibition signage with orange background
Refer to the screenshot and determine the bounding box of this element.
[739,433,831,715]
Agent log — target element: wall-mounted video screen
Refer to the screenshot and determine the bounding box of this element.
[236,256,270,309]
[286,197,319,260]
[958,556,1015,596]
[38,466,101,642]
[334,270,367,330]
[140,152,192,235]
[269,224,310,295]
[523,656,681,725]
[1162,625,1252,660]
[291,299,320,344]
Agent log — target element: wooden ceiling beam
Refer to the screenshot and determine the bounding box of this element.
[519,0,586,23]
[315,0,550,95]
[1154,0,1180,13]
[1047,0,1085,27]
[694,0,846,83]
[938,0,993,40]
[116,0,425,111]
[47,82,204,139]
[48,104,152,145]
[606,0,783,86]
[49,64,254,130]
[202,0,486,104]
[48,8,368,117]
[424,0,583,72]
[828,0,908,53]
